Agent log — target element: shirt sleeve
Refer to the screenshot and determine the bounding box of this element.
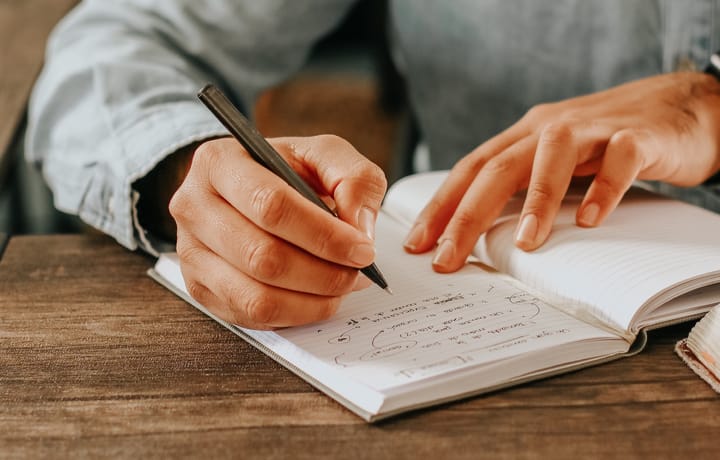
[24,0,357,253]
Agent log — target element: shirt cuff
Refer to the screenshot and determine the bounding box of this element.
[50,102,229,254]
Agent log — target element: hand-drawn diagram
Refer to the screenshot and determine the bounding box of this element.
[321,284,551,371]
[283,277,577,387]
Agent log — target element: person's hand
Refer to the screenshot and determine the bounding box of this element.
[404,72,720,272]
[169,135,387,329]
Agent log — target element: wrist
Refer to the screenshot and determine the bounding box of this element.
[133,141,204,242]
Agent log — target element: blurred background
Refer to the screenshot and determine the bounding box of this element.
[0,0,411,239]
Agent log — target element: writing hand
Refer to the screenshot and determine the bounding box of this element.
[405,72,720,272]
[170,135,387,329]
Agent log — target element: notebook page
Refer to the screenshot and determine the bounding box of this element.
[484,191,720,333]
[273,214,622,392]
[383,172,720,334]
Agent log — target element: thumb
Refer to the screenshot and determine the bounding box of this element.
[272,135,387,240]
[334,174,387,240]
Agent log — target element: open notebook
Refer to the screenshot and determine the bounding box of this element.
[150,171,720,421]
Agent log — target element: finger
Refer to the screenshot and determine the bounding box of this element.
[177,230,343,329]
[178,188,363,295]
[516,122,614,250]
[576,129,646,227]
[272,135,387,240]
[191,139,376,269]
[175,228,267,329]
[432,136,537,273]
[352,274,373,291]
[404,123,530,254]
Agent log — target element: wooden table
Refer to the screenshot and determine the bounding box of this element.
[1,234,718,459]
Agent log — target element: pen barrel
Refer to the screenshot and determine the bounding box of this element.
[198,84,333,215]
[361,263,388,290]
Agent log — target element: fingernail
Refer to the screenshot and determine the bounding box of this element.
[578,202,599,227]
[432,239,455,270]
[403,223,426,251]
[357,206,376,240]
[515,213,538,245]
[349,242,375,266]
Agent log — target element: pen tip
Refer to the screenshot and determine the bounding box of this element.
[384,287,394,295]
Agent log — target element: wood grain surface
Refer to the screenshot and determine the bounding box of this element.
[0,0,78,182]
[1,234,718,459]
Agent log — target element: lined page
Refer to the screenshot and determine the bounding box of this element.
[485,192,720,333]
[384,172,720,333]
[154,211,624,408]
[272,214,621,392]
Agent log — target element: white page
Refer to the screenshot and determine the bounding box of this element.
[274,215,622,392]
[153,208,624,413]
[384,172,720,333]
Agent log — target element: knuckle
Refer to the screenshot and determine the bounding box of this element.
[242,289,279,326]
[316,133,349,150]
[539,122,573,146]
[250,185,288,229]
[168,185,204,224]
[168,189,190,221]
[324,268,356,296]
[421,199,444,221]
[624,146,643,167]
[245,241,285,281]
[193,141,223,175]
[453,155,473,171]
[593,174,626,197]
[609,129,638,148]
[221,283,251,325]
[343,161,388,205]
[312,134,353,156]
[454,153,485,173]
[608,129,645,166]
[526,181,556,206]
[484,155,518,176]
[318,296,342,321]
[186,279,211,304]
[450,209,480,230]
[368,161,388,186]
[310,224,339,258]
[524,103,552,121]
[358,162,388,195]
[194,140,239,187]
[176,242,205,269]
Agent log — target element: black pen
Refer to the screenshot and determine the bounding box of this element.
[197,84,392,294]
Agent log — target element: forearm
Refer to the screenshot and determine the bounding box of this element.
[25,0,355,252]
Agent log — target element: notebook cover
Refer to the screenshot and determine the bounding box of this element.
[675,339,720,394]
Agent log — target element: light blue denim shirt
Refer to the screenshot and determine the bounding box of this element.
[25,0,720,252]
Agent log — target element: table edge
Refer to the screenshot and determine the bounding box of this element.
[0,233,8,261]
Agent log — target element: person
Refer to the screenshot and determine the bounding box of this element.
[26,0,720,329]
